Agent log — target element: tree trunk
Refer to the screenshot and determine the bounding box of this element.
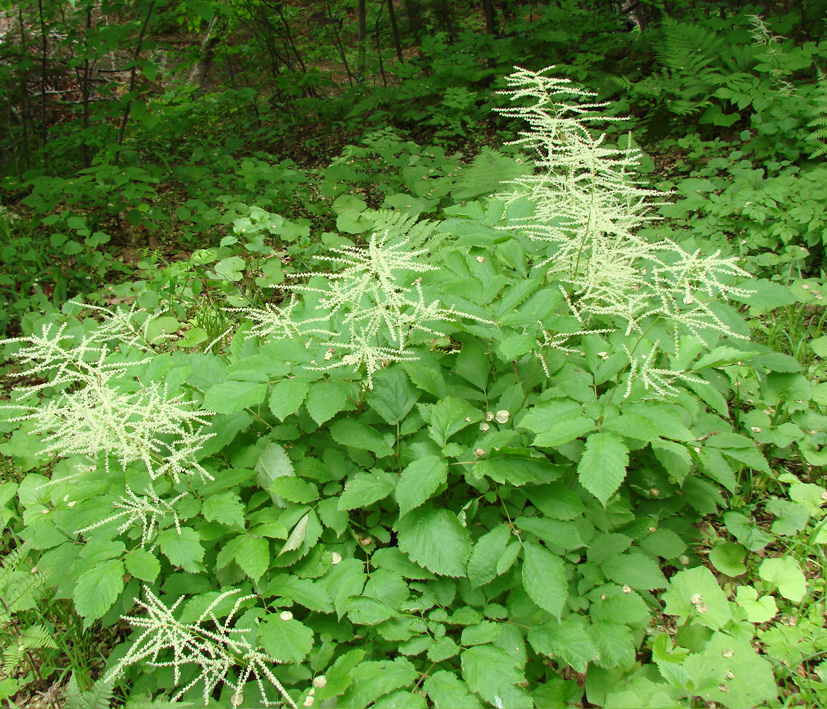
[480,0,498,37]
[357,0,367,81]
[115,0,155,167]
[387,0,403,61]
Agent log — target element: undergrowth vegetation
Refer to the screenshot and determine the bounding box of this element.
[2,2,827,708]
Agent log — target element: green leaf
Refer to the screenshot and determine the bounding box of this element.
[338,470,396,510]
[527,617,599,673]
[662,566,732,630]
[342,658,419,709]
[601,552,667,590]
[270,477,319,504]
[202,491,246,528]
[691,632,778,709]
[259,613,314,664]
[602,412,660,443]
[577,432,629,505]
[533,417,596,448]
[234,535,269,581]
[73,559,124,622]
[396,506,471,577]
[735,585,777,623]
[203,380,267,413]
[423,671,483,709]
[709,542,747,577]
[759,557,807,602]
[330,420,394,457]
[269,377,310,421]
[255,442,295,507]
[473,454,560,486]
[520,400,581,435]
[521,541,568,619]
[461,645,524,705]
[588,622,635,669]
[306,380,352,425]
[424,397,481,447]
[367,367,420,424]
[514,517,583,551]
[125,549,160,583]
[639,529,686,559]
[455,341,489,390]
[529,482,587,520]
[395,456,448,516]
[266,575,333,613]
[427,637,461,663]
[158,527,204,573]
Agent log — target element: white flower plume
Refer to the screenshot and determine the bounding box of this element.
[108,588,297,708]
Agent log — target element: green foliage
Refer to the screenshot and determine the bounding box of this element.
[5,65,821,709]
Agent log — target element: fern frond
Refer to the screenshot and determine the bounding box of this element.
[656,17,724,76]
[452,147,528,200]
[806,70,827,158]
[65,673,115,709]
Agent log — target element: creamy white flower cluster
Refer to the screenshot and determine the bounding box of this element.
[237,228,487,387]
[497,67,753,394]
[1,310,214,482]
[108,588,296,708]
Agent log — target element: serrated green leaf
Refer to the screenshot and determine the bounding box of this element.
[588,622,635,669]
[234,535,269,581]
[259,614,314,664]
[424,671,483,709]
[528,617,599,673]
[473,454,560,486]
[125,549,160,583]
[255,442,295,507]
[270,477,319,504]
[424,397,481,447]
[368,367,420,424]
[639,529,686,559]
[427,637,461,663]
[396,506,471,577]
[514,516,583,551]
[202,491,246,527]
[306,380,352,425]
[529,482,587,520]
[590,587,651,626]
[533,416,596,447]
[204,380,267,413]
[467,525,511,587]
[461,645,524,704]
[158,527,204,573]
[577,432,629,505]
[522,541,568,618]
[601,552,667,590]
[346,596,397,625]
[602,412,659,443]
[461,621,501,646]
[395,456,448,516]
[338,470,396,510]
[73,559,124,622]
[331,420,394,457]
[342,658,418,709]
[279,513,310,556]
[519,400,581,434]
[266,575,333,613]
[269,377,310,421]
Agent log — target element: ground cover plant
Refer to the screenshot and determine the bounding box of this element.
[2,3,827,708]
[0,61,820,709]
